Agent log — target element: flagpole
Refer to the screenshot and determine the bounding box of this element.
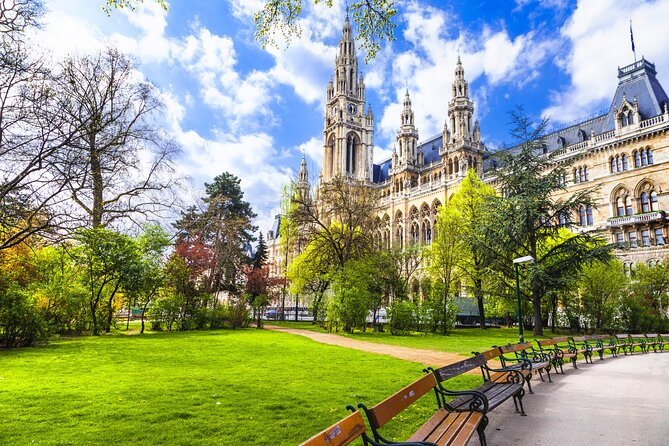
[630,19,637,63]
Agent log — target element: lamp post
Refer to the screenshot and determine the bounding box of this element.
[513,255,534,343]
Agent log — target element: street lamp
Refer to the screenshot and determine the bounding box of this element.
[513,255,534,343]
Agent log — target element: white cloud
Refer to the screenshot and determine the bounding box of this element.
[543,0,669,123]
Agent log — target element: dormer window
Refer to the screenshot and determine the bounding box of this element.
[556,136,565,149]
[578,129,587,142]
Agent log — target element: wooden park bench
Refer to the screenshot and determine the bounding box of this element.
[616,334,646,355]
[475,347,535,394]
[593,334,619,358]
[427,353,526,417]
[644,334,661,353]
[353,371,489,446]
[536,337,578,373]
[495,343,552,392]
[568,336,595,363]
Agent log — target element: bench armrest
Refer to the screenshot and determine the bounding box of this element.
[498,355,533,371]
[435,387,490,414]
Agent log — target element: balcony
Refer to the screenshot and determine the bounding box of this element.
[607,211,666,227]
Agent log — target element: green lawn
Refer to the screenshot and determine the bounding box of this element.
[272,321,557,356]
[0,329,481,445]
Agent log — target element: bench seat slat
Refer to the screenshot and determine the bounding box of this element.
[369,373,437,428]
[407,409,482,446]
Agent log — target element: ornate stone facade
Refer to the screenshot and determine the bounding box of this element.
[267,20,669,282]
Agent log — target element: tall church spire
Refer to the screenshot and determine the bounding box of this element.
[397,89,418,166]
[448,57,474,141]
[322,17,374,183]
[296,155,310,201]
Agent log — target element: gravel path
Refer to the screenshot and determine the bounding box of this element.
[265,325,466,367]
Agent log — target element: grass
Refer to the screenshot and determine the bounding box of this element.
[271,321,557,356]
[0,328,482,445]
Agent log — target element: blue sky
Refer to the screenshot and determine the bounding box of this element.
[28,0,669,235]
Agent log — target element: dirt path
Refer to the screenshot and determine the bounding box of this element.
[265,325,466,367]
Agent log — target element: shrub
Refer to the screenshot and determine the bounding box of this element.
[388,300,416,335]
[0,285,49,347]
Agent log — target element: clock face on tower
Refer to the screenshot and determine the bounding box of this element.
[348,103,357,115]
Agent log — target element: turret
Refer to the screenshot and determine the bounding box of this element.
[396,89,419,167]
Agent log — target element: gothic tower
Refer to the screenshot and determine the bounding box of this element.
[321,17,374,183]
[441,57,485,176]
[296,155,310,202]
[396,89,419,167]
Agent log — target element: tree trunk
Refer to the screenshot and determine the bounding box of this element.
[89,142,104,228]
[532,288,543,336]
[105,282,121,333]
[475,279,485,329]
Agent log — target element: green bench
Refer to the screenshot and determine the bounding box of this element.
[536,337,579,373]
[427,353,526,417]
[496,342,553,391]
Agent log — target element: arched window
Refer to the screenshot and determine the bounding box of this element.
[647,148,654,164]
[622,155,628,171]
[641,149,647,166]
[610,158,616,173]
[616,156,622,172]
[616,198,624,217]
[586,205,593,225]
[625,197,632,215]
[584,166,589,181]
[634,150,641,167]
[641,192,650,212]
[622,114,628,127]
[573,169,578,183]
[579,206,587,226]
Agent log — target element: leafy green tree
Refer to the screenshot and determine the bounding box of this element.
[132,225,171,333]
[483,110,613,335]
[449,168,496,328]
[74,228,141,335]
[32,245,89,334]
[428,204,464,335]
[328,258,378,333]
[578,260,627,331]
[253,232,268,269]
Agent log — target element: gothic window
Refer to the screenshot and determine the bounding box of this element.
[647,148,654,164]
[345,134,359,175]
[628,231,637,248]
[642,229,651,247]
[587,205,594,225]
[641,149,647,166]
[410,222,419,245]
[622,154,628,171]
[454,157,459,173]
[610,158,616,173]
[634,150,641,167]
[622,114,628,127]
[616,156,622,172]
[579,206,587,226]
[650,191,658,211]
[616,198,624,217]
[448,159,453,175]
[558,211,568,227]
[584,166,589,181]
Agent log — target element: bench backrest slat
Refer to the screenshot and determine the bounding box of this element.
[479,348,500,361]
[536,338,557,347]
[368,373,437,429]
[572,336,587,342]
[433,354,487,382]
[498,342,532,354]
[552,336,569,342]
[615,334,629,340]
[300,411,366,446]
[630,334,646,340]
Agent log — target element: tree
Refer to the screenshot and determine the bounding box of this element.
[483,109,613,336]
[627,261,669,331]
[328,258,378,332]
[428,204,465,335]
[254,0,396,61]
[578,260,627,331]
[242,264,282,328]
[173,172,257,295]
[448,168,496,329]
[133,224,171,333]
[74,227,141,335]
[49,47,180,229]
[253,232,267,269]
[0,0,78,250]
